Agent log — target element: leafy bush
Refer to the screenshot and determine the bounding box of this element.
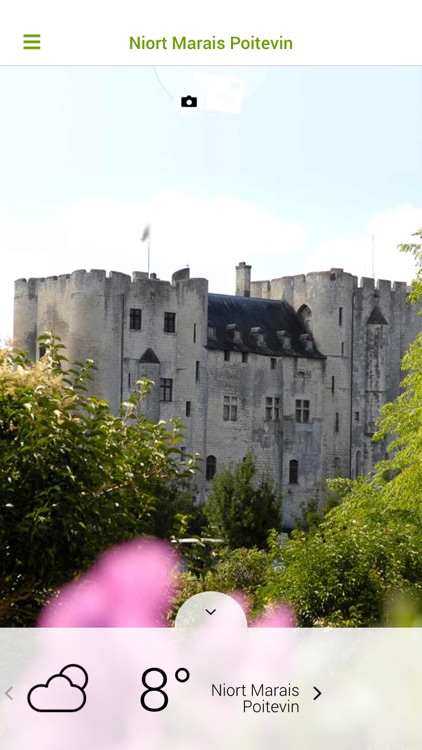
[204,451,282,549]
[0,334,199,624]
[169,545,272,623]
[261,517,422,626]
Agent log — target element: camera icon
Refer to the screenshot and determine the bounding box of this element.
[181,94,197,108]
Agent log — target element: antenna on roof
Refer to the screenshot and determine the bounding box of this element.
[141,225,151,277]
[372,234,375,279]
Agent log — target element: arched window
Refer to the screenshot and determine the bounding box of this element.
[289,459,299,484]
[298,304,312,332]
[206,455,217,481]
[355,450,362,479]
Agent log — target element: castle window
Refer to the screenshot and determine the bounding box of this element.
[289,459,299,484]
[128,373,131,388]
[206,455,217,481]
[339,307,343,326]
[341,342,344,355]
[355,450,362,478]
[355,411,360,421]
[266,397,280,421]
[193,323,196,343]
[208,324,217,338]
[270,358,277,370]
[335,412,340,432]
[330,272,337,281]
[195,361,200,381]
[223,395,238,421]
[242,352,248,363]
[160,378,173,402]
[331,376,335,393]
[39,345,47,359]
[295,399,310,423]
[164,312,176,333]
[186,401,191,417]
[224,351,230,362]
[129,308,142,330]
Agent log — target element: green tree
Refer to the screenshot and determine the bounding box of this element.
[294,482,342,533]
[169,545,272,624]
[204,451,282,549]
[0,334,199,624]
[261,230,422,626]
[261,517,422,626]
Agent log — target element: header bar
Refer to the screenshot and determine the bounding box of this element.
[1,0,422,64]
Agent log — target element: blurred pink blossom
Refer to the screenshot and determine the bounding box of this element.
[38,537,295,628]
[39,538,177,627]
[254,603,297,627]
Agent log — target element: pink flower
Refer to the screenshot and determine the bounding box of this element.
[38,537,295,628]
[39,538,177,627]
[254,603,297,627]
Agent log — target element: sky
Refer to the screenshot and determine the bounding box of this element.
[1,65,422,339]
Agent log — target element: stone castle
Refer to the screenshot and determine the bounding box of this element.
[13,263,421,527]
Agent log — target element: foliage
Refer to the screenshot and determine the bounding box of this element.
[169,545,273,623]
[204,451,282,549]
[261,519,422,626]
[172,536,225,576]
[399,228,422,303]
[207,546,271,603]
[0,334,199,624]
[146,480,205,540]
[294,483,342,532]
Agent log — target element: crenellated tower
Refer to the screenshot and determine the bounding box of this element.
[242,264,421,484]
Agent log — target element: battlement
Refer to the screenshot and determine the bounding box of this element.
[269,270,408,289]
[15,268,128,288]
[248,267,409,298]
[392,280,408,293]
[14,268,206,297]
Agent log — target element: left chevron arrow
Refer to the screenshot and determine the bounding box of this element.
[5,687,13,700]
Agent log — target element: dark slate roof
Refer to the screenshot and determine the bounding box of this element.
[207,294,324,358]
[367,306,389,326]
[139,347,160,364]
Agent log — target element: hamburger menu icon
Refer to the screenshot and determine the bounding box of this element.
[27,664,88,712]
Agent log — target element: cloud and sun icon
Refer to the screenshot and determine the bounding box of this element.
[27,664,88,712]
